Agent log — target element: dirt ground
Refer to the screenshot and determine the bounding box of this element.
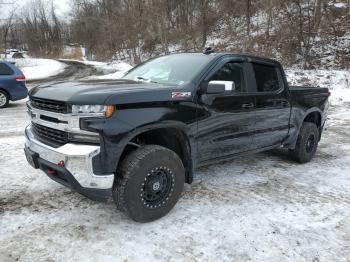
[1,97,350,261]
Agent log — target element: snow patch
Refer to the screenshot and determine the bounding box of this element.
[82,60,133,79]
[334,2,347,8]
[94,61,133,79]
[11,58,66,81]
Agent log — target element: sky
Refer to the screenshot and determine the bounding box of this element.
[52,0,71,18]
[1,0,72,19]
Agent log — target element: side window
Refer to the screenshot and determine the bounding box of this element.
[0,63,14,75]
[210,62,246,92]
[252,63,280,92]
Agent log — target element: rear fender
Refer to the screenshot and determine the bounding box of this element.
[0,86,11,100]
[284,107,323,149]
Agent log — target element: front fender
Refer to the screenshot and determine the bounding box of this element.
[82,104,198,178]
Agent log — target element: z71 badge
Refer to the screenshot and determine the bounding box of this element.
[171,92,191,98]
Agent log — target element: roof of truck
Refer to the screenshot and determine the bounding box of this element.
[168,52,280,65]
[214,52,279,63]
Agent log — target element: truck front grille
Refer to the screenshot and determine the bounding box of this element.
[30,97,67,113]
[32,123,68,147]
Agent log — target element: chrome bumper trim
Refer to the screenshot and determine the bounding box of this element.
[25,125,114,189]
[26,101,102,135]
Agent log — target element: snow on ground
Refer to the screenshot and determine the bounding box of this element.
[60,59,133,78]
[83,60,132,79]
[10,58,67,81]
[94,61,133,79]
[0,71,350,261]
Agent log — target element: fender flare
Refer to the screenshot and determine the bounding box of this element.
[115,120,196,184]
[287,107,323,149]
[0,87,11,100]
[300,107,323,130]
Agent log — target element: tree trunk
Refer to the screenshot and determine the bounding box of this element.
[313,0,323,35]
[246,0,251,37]
[200,0,209,49]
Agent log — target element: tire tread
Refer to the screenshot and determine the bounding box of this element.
[290,122,319,163]
[113,145,183,216]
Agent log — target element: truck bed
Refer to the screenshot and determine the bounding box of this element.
[289,85,330,118]
[289,85,329,96]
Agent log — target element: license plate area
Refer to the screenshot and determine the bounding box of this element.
[24,147,39,169]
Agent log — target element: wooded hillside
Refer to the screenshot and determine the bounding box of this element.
[1,0,349,68]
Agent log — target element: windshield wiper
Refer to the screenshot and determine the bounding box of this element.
[136,76,159,84]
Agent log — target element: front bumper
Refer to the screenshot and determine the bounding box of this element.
[24,125,114,201]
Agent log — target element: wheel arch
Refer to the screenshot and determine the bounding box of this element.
[0,87,11,100]
[116,121,195,184]
[303,110,322,129]
[301,109,324,140]
[285,107,324,149]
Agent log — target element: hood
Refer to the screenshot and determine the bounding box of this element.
[29,79,191,105]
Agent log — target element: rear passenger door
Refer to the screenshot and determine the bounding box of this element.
[0,62,15,89]
[250,62,291,149]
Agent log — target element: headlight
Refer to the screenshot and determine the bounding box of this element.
[72,105,106,114]
[71,105,115,117]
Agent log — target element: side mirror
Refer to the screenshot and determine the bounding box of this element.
[206,80,235,94]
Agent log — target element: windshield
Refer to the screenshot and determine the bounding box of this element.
[122,54,213,86]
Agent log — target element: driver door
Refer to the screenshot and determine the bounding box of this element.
[196,60,257,165]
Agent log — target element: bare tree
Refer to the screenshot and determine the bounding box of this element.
[2,0,343,68]
[1,9,15,58]
[0,1,17,57]
[21,0,63,57]
[246,0,252,37]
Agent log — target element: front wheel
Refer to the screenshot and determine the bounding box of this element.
[113,145,185,222]
[290,122,319,163]
[0,90,9,108]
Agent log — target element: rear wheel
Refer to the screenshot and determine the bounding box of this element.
[0,90,9,108]
[113,145,185,222]
[290,122,319,163]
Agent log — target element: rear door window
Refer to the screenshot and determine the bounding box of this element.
[0,63,14,75]
[252,63,280,92]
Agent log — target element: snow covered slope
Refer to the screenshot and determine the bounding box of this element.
[286,69,350,105]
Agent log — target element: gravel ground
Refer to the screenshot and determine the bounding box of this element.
[0,97,350,261]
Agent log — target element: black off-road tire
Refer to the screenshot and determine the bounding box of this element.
[113,145,185,222]
[0,90,9,108]
[290,122,319,163]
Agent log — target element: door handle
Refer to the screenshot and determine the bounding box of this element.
[242,103,254,109]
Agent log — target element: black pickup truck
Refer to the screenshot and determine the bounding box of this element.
[24,52,329,222]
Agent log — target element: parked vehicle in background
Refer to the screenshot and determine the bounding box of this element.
[0,61,28,108]
[12,53,24,59]
[7,49,19,53]
[24,52,329,222]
